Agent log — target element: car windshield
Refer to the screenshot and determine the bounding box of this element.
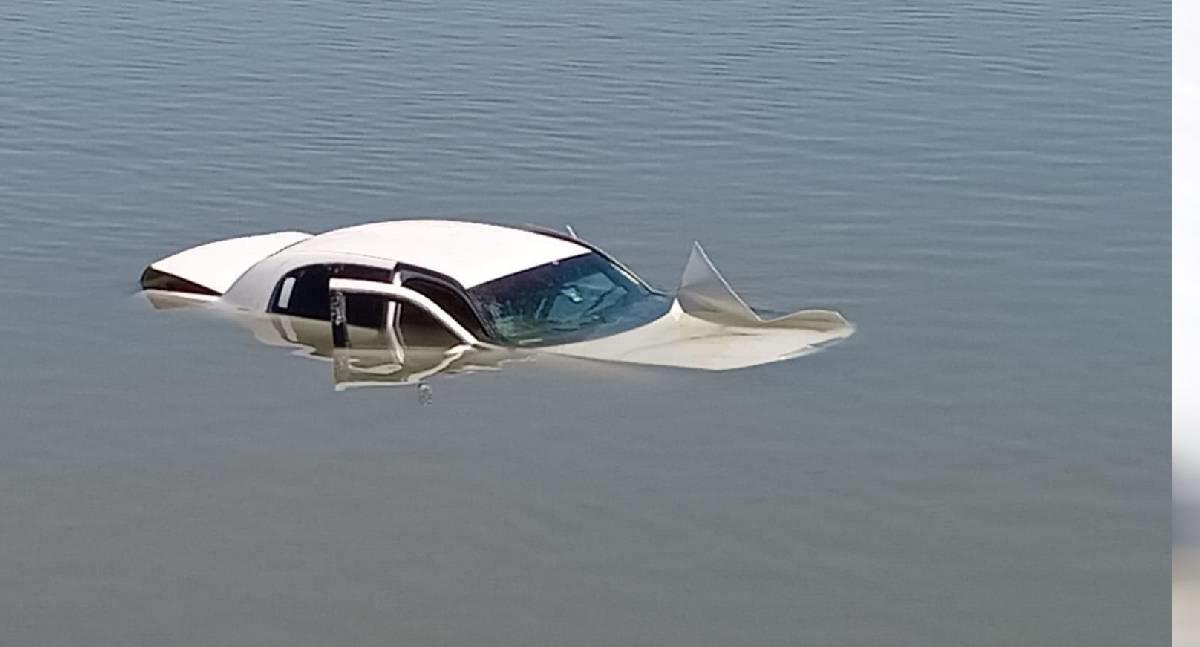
[468,252,671,347]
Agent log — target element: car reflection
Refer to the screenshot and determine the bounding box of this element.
[144,290,531,392]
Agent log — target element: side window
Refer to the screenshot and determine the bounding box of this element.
[398,277,488,346]
[271,264,391,328]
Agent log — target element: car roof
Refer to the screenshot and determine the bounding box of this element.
[284,220,591,288]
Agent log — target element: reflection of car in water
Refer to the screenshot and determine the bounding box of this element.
[140,220,854,388]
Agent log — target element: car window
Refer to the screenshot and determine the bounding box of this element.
[270,264,391,328]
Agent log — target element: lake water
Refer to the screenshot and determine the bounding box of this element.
[0,1,1169,644]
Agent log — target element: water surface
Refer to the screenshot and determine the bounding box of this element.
[0,1,1168,644]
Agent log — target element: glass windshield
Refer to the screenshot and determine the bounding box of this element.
[468,252,671,347]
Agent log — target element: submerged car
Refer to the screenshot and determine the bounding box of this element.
[140,220,853,383]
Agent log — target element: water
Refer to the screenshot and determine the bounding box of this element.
[0,1,1169,644]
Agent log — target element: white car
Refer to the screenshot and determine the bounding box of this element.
[140,220,853,384]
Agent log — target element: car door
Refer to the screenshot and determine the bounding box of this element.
[394,274,490,348]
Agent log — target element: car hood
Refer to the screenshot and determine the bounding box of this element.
[542,300,852,371]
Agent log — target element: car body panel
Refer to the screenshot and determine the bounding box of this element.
[148,231,312,295]
[282,220,591,288]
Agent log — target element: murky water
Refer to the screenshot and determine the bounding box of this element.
[0,1,1168,644]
